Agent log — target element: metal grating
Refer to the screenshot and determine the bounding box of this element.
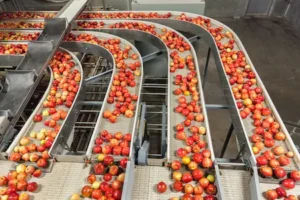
[220,169,252,200]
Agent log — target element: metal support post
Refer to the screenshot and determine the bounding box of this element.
[142,51,163,62]
[85,69,113,84]
[219,123,234,158]
[202,48,211,89]
[188,35,201,43]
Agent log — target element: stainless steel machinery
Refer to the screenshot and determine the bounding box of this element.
[0,1,299,200]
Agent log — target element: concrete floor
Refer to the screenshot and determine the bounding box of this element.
[194,17,300,158]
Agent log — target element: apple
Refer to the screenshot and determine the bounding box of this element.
[109,165,119,175]
[207,175,215,183]
[260,166,273,177]
[0,176,8,186]
[281,178,295,189]
[263,150,275,160]
[177,148,187,158]
[275,187,287,198]
[37,158,48,168]
[33,114,42,122]
[81,185,92,197]
[192,169,204,181]
[193,153,203,164]
[274,132,286,141]
[19,137,30,146]
[93,163,105,175]
[70,194,81,200]
[184,184,194,194]
[111,180,122,190]
[182,156,191,165]
[278,156,290,166]
[87,174,96,184]
[182,172,193,183]
[10,153,21,162]
[202,157,213,168]
[274,167,287,179]
[19,192,30,200]
[194,185,204,195]
[33,169,42,178]
[286,151,294,158]
[17,180,28,191]
[290,170,300,181]
[172,171,182,181]
[285,195,297,200]
[173,181,183,192]
[206,184,217,195]
[273,146,285,156]
[266,190,278,200]
[92,181,100,189]
[27,182,38,192]
[156,181,167,193]
[171,160,181,170]
[16,164,27,174]
[256,156,268,166]
[199,177,209,188]
[17,172,27,181]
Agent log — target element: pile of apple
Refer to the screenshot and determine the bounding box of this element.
[70,156,128,200]
[77,21,105,29]
[0,32,40,41]
[0,12,55,19]
[163,160,217,200]
[0,22,44,29]
[77,12,171,19]
[0,163,42,200]
[92,130,131,157]
[65,33,141,123]
[0,44,28,55]
[10,51,81,168]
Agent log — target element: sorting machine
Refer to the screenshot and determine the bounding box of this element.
[0,1,299,200]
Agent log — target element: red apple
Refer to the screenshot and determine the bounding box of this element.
[256,156,268,166]
[275,187,287,198]
[282,178,295,189]
[156,181,167,193]
[171,160,181,170]
[290,170,300,181]
[27,182,38,192]
[274,167,287,179]
[173,181,183,192]
[81,185,92,197]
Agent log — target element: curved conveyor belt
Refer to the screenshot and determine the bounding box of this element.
[77,10,300,199]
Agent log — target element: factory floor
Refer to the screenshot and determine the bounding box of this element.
[194,17,300,158]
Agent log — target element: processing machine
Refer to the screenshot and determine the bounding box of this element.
[0,0,299,200]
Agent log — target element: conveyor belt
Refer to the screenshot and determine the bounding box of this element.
[79,11,300,169]
[0,30,42,41]
[6,47,84,162]
[74,19,214,162]
[132,166,222,199]
[0,20,44,29]
[78,10,300,198]
[0,11,57,19]
[64,31,143,160]
[220,169,252,200]
[1,9,300,200]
